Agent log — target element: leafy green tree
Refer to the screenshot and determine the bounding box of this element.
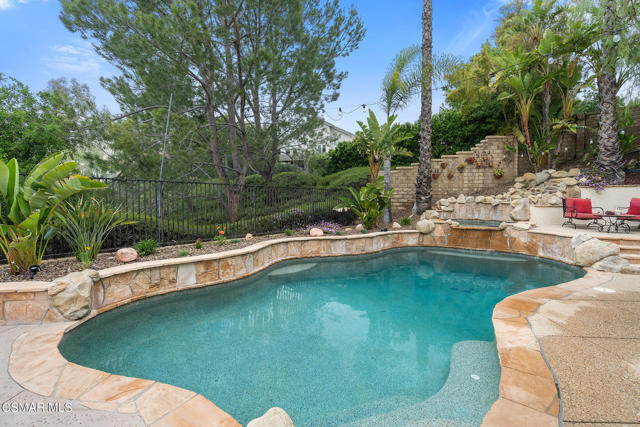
[325,140,368,174]
[0,75,91,170]
[569,0,640,183]
[60,0,363,220]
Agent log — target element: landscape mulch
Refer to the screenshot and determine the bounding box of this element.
[0,223,416,283]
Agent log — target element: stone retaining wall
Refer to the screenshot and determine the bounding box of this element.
[384,135,520,213]
[0,227,583,325]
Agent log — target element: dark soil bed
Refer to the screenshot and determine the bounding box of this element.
[0,221,419,283]
[624,172,640,185]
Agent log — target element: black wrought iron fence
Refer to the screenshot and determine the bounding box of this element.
[43,178,354,257]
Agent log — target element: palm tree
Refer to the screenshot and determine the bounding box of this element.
[415,0,433,215]
[381,46,420,223]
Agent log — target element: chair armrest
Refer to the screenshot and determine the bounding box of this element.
[593,206,605,215]
[565,206,578,217]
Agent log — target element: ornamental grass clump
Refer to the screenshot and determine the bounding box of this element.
[55,197,135,268]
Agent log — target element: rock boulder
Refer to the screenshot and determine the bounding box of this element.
[416,219,435,234]
[247,408,294,427]
[48,269,100,320]
[115,248,138,263]
[510,198,530,221]
[309,227,324,237]
[574,238,620,267]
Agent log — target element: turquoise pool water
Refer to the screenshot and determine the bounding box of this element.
[59,248,583,426]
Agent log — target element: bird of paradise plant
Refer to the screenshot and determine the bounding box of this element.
[0,153,106,274]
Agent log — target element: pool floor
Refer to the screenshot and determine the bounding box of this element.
[59,248,583,426]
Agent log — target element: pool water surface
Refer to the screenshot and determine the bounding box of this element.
[59,247,583,426]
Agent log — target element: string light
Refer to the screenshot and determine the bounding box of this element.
[613,31,621,43]
[547,54,555,65]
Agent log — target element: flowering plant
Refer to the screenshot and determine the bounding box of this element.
[213,226,227,244]
[302,221,341,235]
[576,168,611,192]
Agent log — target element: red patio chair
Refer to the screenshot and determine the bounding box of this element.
[562,198,604,229]
[617,198,640,231]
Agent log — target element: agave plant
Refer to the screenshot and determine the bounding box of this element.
[0,153,106,274]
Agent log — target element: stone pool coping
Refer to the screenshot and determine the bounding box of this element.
[3,227,613,426]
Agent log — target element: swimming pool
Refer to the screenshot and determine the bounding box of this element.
[59,247,583,426]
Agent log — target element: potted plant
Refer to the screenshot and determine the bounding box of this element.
[432,172,440,180]
[440,162,448,169]
[465,157,475,164]
[494,168,504,179]
[447,172,454,179]
[456,163,466,172]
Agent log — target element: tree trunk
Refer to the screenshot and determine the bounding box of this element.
[596,0,625,184]
[415,0,433,215]
[383,156,392,224]
[369,157,382,185]
[542,81,552,168]
[261,173,276,206]
[224,185,241,223]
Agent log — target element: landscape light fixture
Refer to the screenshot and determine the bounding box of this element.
[29,265,41,279]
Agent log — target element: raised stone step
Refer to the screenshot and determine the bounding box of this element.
[622,254,640,265]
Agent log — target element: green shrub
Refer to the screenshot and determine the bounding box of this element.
[229,239,240,244]
[400,216,411,226]
[318,166,371,188]
[272,172,317,187]
[324,139,368,174]
[334,178,392,229]
[194,239,202,249]
[134,239,158,256]
[178,249,190,257]
[285,229,293,236]
[244,174,263,186]
[55,197,135,268]
[0,153,106,273]
[245,172,317,188]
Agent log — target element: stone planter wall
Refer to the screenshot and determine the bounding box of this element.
[0,226,583,325]
[382,135,520,213]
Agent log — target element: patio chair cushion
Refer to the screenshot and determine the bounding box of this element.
[574,212,603,220]
[627,198,640,216]
[564,198,598,218]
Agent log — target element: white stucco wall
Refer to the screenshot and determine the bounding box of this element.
[580,186,640,211]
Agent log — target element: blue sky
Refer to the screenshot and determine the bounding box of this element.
[1,0,507,133]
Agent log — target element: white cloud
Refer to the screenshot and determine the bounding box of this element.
[445,0,511,57]
[0,0,42,11]
[42,43,105,75]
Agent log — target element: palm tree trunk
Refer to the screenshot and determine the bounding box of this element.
[596,0,625,184]
[415,0,433,215]
[383,156,392,223]
[542,81,552,168]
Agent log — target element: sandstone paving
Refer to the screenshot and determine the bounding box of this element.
[0,324,144,426]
